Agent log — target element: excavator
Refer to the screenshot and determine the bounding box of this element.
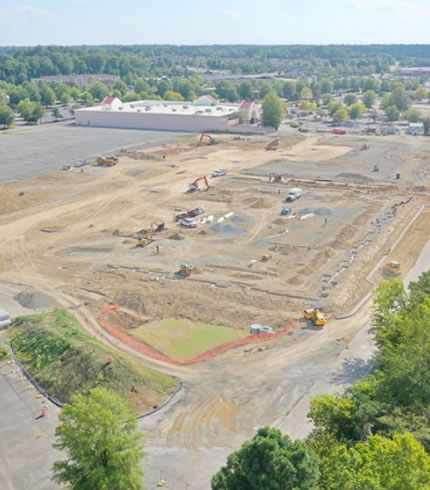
[136,231,153,248]
[151,221,166,233]
[177,264,192,277]
[94,156,119,167]
[198,134,217,146]
[265,138,280,151]
[186,176,210,193]
[304,307,327,327]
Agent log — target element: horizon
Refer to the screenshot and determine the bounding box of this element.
[1,0,430,46]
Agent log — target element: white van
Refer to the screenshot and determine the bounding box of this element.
[286,187,302,202]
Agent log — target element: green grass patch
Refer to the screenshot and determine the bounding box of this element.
[6,309,178,411]
[0,345,9,361]
[129,318,245,359]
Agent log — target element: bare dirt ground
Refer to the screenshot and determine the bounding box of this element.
[1,132,430,488]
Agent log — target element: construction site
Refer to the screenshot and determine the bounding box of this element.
[2,129,430,488]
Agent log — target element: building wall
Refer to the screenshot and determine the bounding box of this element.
[75,108,233,132]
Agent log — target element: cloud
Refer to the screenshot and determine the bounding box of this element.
[16,5,50,16]
[220,8,242,23]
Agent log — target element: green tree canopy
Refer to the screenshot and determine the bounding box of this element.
[216,80,239,102]
[301,87,313,99]
[321,433,430,490]
[333,107,349,122]
[238,81,253,100]
[405,108,423,123]
[53,387,144,490]
[283,81,297,100]
[164,90,184,101]
[413,86,428,101]
[89,82,108,101]
[0,104,14,128]
[362,90,377,108]
[349,103,366,120]
[385,105,400,121]
[262,91,284,129]
[40,84,56,106]
[211,427,319,490]
[344,93,358,106]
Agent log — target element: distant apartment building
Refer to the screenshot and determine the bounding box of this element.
[396,67,430,78]
[31,74,120,87]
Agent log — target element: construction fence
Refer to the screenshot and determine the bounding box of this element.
[99,304,296,365]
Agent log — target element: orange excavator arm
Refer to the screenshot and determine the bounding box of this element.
[192,176,209,189]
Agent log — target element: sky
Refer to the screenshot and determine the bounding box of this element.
[0,0,429,46]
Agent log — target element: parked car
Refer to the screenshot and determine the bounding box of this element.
[179,218,198,228]
[281,207,292,215]
[212,169,227,177]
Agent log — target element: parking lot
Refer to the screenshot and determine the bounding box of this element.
[0,123,182,183]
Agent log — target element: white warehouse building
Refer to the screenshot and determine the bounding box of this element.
[75,95,261,132]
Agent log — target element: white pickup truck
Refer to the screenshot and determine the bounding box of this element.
[286,187,303,202]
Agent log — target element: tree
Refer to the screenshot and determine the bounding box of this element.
[300,100,317,112]
[0,89,8,106]
[349,103,366,120]
[283,81,297,100]
[0,105,15,129]
[51,107,63,122]
[328,101,343,116]
[27,103,44,124]
[320,78,334,95]
[82,91,94,107]
[413,86,428,101]
[216,81,239,102]
[344,93,358,106]
[211,427,319,490]
[157,80,169,98]
[362,90,377,109]
[385,105,400,121]
[258,82,272,100]
[238,81,253,100]
[391,86,411,111]
[321,433,430,490]
[113,80,128,96]
[40,84,56,106]
[17,98,34,121]
[405,108,423,123]
[262,92,283,129]
[89,82,108,101]
[164,90,184,101]
[301,87,313,99]
[53,387,144,490]
[322,94,332,106]
[333,107,349,122]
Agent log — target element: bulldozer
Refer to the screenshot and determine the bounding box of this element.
[177,264,192,277]
[383,261,401,277]
[268,173,285,183]
[198,134,217,146]
[95,156,119,167]
[303,307,327,327]
[186,176,209,193]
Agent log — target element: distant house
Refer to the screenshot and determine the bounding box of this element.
[407,123,424,136]
[31,74,119,87]
[238,100,260,124]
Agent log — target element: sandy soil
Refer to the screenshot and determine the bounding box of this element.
[1,132,430,489]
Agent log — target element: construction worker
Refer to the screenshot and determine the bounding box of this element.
[156,245,160,254]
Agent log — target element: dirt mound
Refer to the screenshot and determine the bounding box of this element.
[104,309,144,330]
[14,290,55,309]
[168,233,185,240]
[210,223,247,236]
[114,293,146,315]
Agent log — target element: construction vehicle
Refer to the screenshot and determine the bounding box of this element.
[186,176,209,193]
[199,134,217,145]
[151,221,166,233]
[286,188,302,202]
[174,207,205,222]
[261,254,271,262]
[265,138,280,151]
[177,264,192,277]
[268,173,283,183]
[383,261,401,277]
[95,156,119,167]
[136,231,153,248]
[303,307,327,327]
[212,169,227,178]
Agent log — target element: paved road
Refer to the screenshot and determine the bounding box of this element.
[0,123,183,184]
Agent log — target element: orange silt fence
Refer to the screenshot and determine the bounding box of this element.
[99,304,295,365]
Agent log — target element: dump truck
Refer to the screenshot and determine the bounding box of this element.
[177,264,192,277]
[95,156,119,167]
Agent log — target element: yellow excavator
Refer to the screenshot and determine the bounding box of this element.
[95,156,119,167]
[383,261,401,277]
[136,231,153,248]
[304,307,327,326]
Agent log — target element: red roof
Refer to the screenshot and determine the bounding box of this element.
[103,96,115,104]
[240,100,253,110]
